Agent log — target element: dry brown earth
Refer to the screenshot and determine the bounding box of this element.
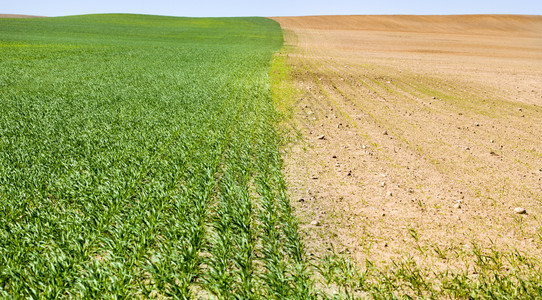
[272,15,542,270]
[0,14,43,18]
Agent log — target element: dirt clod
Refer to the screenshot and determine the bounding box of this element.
[514,207,527,214]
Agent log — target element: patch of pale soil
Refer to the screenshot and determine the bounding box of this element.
[0,14,43,18]
[272,15,542,270]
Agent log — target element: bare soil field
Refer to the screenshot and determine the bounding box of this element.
[272,15,542,270]
[0,14,43,18]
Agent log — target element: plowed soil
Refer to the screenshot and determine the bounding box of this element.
[272,15,542,269]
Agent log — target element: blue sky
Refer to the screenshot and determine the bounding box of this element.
[4,0,542,17]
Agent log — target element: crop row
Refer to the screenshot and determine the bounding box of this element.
[0,15,313,298]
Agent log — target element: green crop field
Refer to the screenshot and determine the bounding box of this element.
[4,12,542,300]
[0,14,313,298]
